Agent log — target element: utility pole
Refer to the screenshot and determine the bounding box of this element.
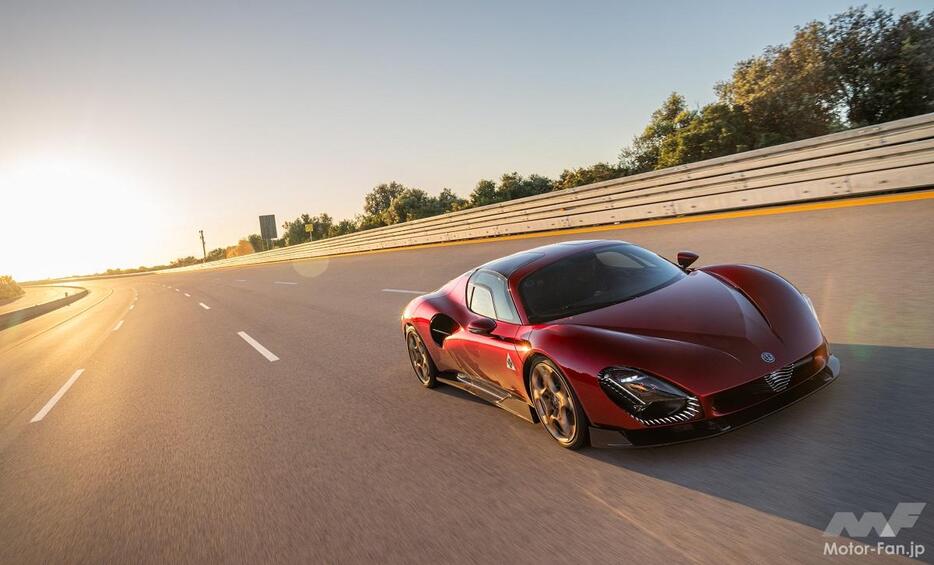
[199,230,206,264]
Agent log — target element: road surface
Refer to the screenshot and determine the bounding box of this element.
[1,194,932,563]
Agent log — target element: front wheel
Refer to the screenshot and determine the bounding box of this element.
[529,358,588,449]
[405,326,438,388]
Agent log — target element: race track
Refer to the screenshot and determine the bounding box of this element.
[1,193,932,563]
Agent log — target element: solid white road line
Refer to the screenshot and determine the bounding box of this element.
[31,369,85,423]
[184,293,191,297]
[237,331,279,362]
[382,288,426,295]
[113,320,124,331]
[199,302,211,310]
[273,281,298,285]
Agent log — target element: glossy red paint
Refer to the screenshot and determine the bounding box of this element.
[401,240,839,446]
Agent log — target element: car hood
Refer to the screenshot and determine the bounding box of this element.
[551,271,819,394]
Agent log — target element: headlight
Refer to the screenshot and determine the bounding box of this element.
[598,368,690,420]
[802,293,820,326]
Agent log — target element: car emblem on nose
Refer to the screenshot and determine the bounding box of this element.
[761,352,776,363]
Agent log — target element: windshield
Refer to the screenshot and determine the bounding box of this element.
[518,243,684,323]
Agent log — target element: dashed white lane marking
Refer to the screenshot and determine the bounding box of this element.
[237,331,279,362]
[184,293,191,297]
[113,320,124,331]
[273,281,298,285]
[199,302,211,310]
[129,304,135,310]
[235,279,247,282]
[175,288,180,292]
[31,369,85,423]
[382,288,426,295]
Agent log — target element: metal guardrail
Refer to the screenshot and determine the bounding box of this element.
[169,112,934,272]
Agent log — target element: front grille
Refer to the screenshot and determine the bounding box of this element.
[764,363,795,392]
[711,355,817,414]
[618,365,838,447]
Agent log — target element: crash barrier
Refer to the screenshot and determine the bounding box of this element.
[0,287,89,331]
[169,112,934,272]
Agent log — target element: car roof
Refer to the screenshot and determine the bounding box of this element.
[479,239,630,279]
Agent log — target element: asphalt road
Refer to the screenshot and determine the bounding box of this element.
[1,195,932,563]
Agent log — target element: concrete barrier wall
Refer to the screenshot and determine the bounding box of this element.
[0,287,89,331]
[169,112,934,272]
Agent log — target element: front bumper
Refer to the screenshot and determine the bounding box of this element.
[589,354,841,448]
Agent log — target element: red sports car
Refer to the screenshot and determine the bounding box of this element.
[401,240,840,449]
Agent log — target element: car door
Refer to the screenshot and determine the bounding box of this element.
[452,270,525,396]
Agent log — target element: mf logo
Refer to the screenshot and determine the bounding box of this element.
[824,503,926,538]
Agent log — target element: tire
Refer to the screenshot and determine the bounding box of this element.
[528,357,588,449]
[405,325,438,388]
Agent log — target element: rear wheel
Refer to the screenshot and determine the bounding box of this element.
[529,358,587,449]
[405,326,438,388]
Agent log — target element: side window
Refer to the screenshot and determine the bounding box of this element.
[469,285,496,319]
[467,270,520,323]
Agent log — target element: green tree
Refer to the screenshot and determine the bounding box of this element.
[619,93,693,172]
[327,219,358,238]
[206,247,226,262]
[466,173,554,207]
[499,172,553,200]
[825,7,934,126]
[247,233,264,252]
[0,275,24,299]
[717,22,839,147]
[362,181,406,226]
[467,179,500,207]
[360,183,467,226]
[283,213,334,244]
[554,162,628,191]
[356,213,384,231]
[170,256,199,268]
[282,213,313,245]
[656,102,754,168]
[309,213,333,241]
[436,188,467,212]
[386,188,437,224]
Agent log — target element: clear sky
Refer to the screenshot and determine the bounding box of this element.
[1,0,930,280]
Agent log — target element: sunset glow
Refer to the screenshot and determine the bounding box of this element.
[1,154,162,281]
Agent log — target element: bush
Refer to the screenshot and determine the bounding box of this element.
[0,275,24,300]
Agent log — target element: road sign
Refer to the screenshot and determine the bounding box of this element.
[305,224,313,233]
[259,215,277,241]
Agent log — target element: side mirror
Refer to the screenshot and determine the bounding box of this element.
[677,251,699,270]
[467,317,497,335]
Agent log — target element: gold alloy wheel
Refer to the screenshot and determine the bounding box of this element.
[406,329,432,385]
[530,361,579,445]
